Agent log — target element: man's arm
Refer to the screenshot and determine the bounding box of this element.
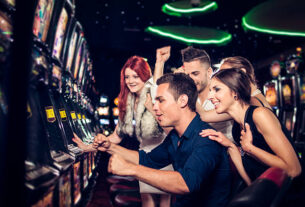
[108,154,189,194]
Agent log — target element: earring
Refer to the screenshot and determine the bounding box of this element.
[234,96,238,100]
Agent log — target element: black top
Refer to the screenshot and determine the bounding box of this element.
[139,114,231,207]
[233,106,273,181]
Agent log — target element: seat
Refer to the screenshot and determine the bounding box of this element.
[228,167,291,207]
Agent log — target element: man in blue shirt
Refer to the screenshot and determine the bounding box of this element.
[95,73,231,207]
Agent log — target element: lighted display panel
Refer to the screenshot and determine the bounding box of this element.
[78,54,86,85]
[65,31,78,72]
[83,156,88,189]
[280,77,296,107]
[283,110,296,134]
[270,61,281,78]
[32,189,54,207]
[52,8,68,60]
[2,0,15,6]
[73,162,81,204]
[299,75,305,104]
[33,0,55,43]
[263,81,279,108]
[0,11,12,40]
[58,173,71,207]
[73,41,83,80]
[52,65,62,89]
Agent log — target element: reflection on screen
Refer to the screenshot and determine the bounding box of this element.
[5,0,15,6]
[78,55,86,84]
[284,111,295,134]
[66,31,78,72]
[33,0,54,42]
[300,76,305,104]
[73,43,83,79]
[52,8,68,59]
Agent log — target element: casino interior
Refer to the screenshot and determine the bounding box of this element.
[0,0,305,206]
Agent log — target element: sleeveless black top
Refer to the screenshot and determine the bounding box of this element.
[233,106,273,181]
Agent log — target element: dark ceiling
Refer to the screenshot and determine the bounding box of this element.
[74,0,305,100]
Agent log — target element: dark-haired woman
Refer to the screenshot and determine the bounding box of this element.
[200,68,301,185]
[73,47,172,207]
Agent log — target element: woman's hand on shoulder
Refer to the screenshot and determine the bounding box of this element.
[199,129,234,148]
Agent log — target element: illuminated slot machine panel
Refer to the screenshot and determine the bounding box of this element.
[279,75,297,139]
[58,172,72,207]
[32,186,55,207]
[33,0,55,44]
[88,152,92,178]
[73,161,82,205]
[82,154,89,189]
[52,7,68,61]
[295,74,305,142]
[264,80,280,117]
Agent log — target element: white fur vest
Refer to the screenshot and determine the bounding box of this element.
[117,83,166,152]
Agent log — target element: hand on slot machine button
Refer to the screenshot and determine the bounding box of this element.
[72,133,96,152]
[93,133,111,151]
[108,154,134,176]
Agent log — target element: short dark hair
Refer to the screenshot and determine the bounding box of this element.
[212,68,251,105]
[157,73,198,112]
[181,46,211,66]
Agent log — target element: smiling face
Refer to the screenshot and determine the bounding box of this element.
[153,83,181,127]
[183,60,210,93]
[124,67,145,95]
[208,78,236,114]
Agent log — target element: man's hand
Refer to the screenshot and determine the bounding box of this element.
[72,133,96,152]
[108,154,135,176]
[93,133,111,151]
[156,46,171,64]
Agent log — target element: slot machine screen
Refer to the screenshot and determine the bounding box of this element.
[88,153,92,177]
[283,110,295,135]
[300,75,305,104]
[32,189,54,207]
[281,77,295,106]
[78,55,86,85]
[33,0,55,42]
[52,65,62,89]
[52,8,68,60]
[0,11,12,39]
[65,31,78,72]
[73,162,81,204]
[73,43,83,80]
[59,173,71,207]
[83,156,88,188]
[264,81,278,108]
[270,61,281,78]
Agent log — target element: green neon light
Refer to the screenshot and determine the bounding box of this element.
[242,16,305,37]
[146,26,232,45]
[163,1,217,14]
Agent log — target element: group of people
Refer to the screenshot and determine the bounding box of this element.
[73,46,302,207]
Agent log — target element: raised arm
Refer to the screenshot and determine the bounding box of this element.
[240,107,301,178]
[153,46,171,82]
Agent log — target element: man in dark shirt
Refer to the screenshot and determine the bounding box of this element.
[94,73,231,207]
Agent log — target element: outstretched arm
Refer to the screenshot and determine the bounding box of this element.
[108,153,189,194]
[196,102,232,123]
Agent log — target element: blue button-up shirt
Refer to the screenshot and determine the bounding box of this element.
[139,114,231,207]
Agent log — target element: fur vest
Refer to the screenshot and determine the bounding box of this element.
[117,82,166,152]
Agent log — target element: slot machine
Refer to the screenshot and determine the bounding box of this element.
[26,0,82,206]
[25,0,65,206]
[0,0,13,153]
[263,60,282,118]
[278,55,300,140]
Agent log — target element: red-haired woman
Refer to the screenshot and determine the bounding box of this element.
[74,47,172,207]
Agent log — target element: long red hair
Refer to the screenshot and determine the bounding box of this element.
[118,56,151,120]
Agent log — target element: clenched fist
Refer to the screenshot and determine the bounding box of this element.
[108,154,135,176]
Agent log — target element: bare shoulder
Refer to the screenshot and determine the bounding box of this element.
[252,107,280,129]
